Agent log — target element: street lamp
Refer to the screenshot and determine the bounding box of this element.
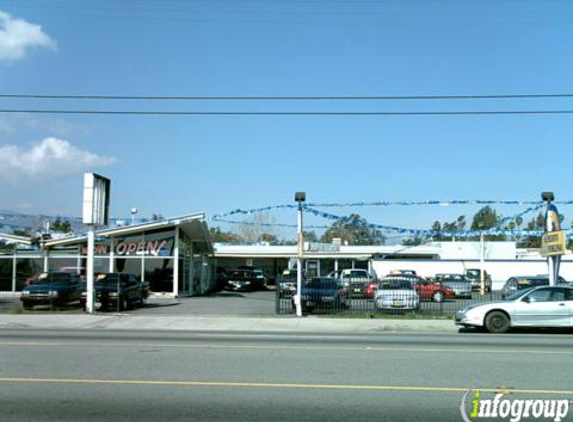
[130,208,138,225]
[542,191,561,286]
[294,191,306,317]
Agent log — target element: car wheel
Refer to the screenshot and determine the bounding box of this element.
[22,301,33,310]
[119,297,129,311]
[485,311,510,334]
[432,291,445,303]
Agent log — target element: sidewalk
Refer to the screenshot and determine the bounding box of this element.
[0,314,458,333]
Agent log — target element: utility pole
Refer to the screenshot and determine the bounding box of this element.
[294,192,306,317]
[480,233,486,296]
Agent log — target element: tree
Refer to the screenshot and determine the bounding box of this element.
[302,230,319,243]
[518,212,545,248]
[471,206,499,231]
[209,227,242,243]
[151,213,164,220]
[402,236,424,246]
[429,216,466,241]
[237,212,279,243]
[259,233,278,243]
[51,217,72,233]
[321,213,386,245]
[12,229,30,237]
[470,206,504,241]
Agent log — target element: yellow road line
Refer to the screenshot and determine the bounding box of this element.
[0,377,572,396]
[1,341,573,356]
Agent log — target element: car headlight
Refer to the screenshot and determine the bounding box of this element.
[109,292,118,297]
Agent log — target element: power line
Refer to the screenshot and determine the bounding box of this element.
[0,109,572,116]
[1,93,573,101]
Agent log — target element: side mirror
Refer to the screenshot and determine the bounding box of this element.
[522,296,530,303]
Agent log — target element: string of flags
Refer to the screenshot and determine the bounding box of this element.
[211,199,573,239]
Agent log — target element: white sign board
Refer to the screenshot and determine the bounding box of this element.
[82,173,110,226]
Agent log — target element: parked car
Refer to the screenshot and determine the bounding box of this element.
[237,265,268,288]
[455,286,573,333]
[365,281,380,299]
[465,269,492,292]
[294,277,347,313]
[340,269,375,299]
[80,273,149,311]
[374,277,420,311]
[215,267,229,291]
[433,273,473,299]
[386,269,417,277]
[20,271,83,310]
[277,269,298,298]
[327,270,342,280]
[410,276,455,303]
[226,269,265,292]
[500,275,567,299]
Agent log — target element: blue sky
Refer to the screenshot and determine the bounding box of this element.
[0,0,572,238]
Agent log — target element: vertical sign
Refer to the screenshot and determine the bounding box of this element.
[82,173,111,314]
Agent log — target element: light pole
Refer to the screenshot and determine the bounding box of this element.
[542,191,562,286]
[131,208,138,225]
[294,191,306,317]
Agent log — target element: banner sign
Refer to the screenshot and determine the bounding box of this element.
[81,239,168,256]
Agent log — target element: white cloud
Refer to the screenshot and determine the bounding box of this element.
[0,10,56,62]
[0,138,116,183]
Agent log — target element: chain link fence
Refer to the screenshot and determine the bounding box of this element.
[276,274,501,317]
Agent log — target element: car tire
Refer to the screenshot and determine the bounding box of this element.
[119,297,129,311]
[432,291,445,303]
[485,311,510,334]
[22,301,33,310]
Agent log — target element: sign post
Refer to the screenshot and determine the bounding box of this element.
[540,192,565,286]
[82,173,111,314]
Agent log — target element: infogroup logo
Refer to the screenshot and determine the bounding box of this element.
[460,390,570,422]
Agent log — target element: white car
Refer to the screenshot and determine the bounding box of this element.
[455,286,573,333]
[374,277,420,311]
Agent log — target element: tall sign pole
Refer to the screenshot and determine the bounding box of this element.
[540,192,565,286]
[294,192,306,317]
[82,173,111,314]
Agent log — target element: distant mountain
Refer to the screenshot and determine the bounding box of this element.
[0,211,147,236]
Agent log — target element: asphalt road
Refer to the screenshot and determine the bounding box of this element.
[1,330,572,422]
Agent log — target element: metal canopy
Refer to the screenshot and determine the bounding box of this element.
[41,212,212,252]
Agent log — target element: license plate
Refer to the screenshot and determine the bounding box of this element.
[392,301,404,307]
[354,288,361,292]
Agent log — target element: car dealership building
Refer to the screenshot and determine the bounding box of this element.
[0,212,214,296]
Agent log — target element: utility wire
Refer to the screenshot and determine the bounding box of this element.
[0,109,572,116]
[1,93,573,101]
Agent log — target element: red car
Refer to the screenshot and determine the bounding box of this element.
[410,277,455,302]
[365,281,379,299]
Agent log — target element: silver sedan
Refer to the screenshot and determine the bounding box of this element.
[455,286,573,333]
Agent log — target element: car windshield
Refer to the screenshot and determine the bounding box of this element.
[96,274,122,284]
[504,288,534,301]
[379,279,413,290]
[306,279,337,289]
[229,271,251,280]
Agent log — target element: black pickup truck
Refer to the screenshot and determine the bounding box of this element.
[80,273,150,311]
[20,271,83,309]
[294,277,348,313]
